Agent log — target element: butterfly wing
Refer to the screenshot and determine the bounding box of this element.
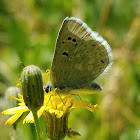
[50,17,113,90]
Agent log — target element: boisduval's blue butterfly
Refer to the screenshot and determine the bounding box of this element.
[45,17,113,94]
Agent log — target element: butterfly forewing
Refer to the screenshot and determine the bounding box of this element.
[50,17,113,90]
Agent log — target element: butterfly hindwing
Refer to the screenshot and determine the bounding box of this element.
[50,17,113,90]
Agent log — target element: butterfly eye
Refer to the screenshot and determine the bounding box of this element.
[45,86,49,93]
[44,86,51,93]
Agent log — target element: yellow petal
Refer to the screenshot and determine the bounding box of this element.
[23,111,34,124]
[18,102,26,106]
[56,111,63,118]
[38,106,45,118]
[23,106,50,124]
[5,112,23,125]
[49,109,55,114]
[73,100,98,112]
[18,94,24,100]
[2,106,29,115]
[16,82,21,88]
[63,95,74,103]
[42,69,50,84]
[86,104,99,112]
[8,93,23,103]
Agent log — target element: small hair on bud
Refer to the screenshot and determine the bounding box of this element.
[20,62,25,68]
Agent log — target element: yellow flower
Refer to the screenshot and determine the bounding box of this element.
[2,69,98,139]
[2,90,98,125]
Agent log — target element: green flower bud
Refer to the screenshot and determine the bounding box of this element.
[5,87,21,108]
[44,111,70,140]
[21,65,44,112]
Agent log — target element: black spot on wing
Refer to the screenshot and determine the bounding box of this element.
[72,38,76,42]
[62,52,69,56]
[68,37,71,40]
[101,60,104,63]
[74,43,78,47]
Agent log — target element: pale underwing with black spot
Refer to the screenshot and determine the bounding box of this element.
[46,17,113,94]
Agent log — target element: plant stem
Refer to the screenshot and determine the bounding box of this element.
[32,111,41,140]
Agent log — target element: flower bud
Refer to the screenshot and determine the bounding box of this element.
[5,87,21,108]
[44,111,70,140]
[21,65,44,112]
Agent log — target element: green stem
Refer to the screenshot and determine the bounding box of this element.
[32,111,41,140]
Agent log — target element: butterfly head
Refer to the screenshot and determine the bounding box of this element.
[44,81,53,93]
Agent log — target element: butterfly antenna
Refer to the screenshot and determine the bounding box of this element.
[58,93,66,106]
[20,62,25,68]
[55,91,66,106]
[46,94,53,106]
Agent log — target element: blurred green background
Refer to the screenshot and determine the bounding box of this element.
[0,0,140,140]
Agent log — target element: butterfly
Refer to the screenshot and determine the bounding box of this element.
[45,17,113,94]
